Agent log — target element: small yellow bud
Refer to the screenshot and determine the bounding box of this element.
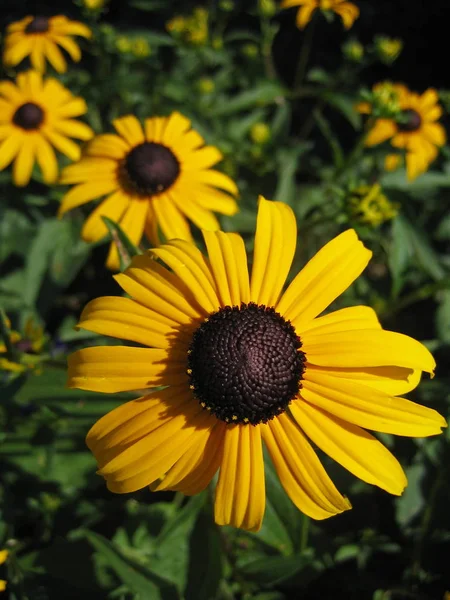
[375,36,403,64]
[242,43,259,59]
[131,38,151,58]
[115,36,132,54]
[258,0,277,18]
[197,77,215,95]
[349,184,398,227]
[343,40,364,62]
[250,123,271,145]
[83,0,106,9]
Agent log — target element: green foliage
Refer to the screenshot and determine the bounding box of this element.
[1,1,450,599]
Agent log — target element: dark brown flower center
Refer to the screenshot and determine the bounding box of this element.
[123,142,180,195]
[25,16,50,34]
[398,109,422,132]
[13,102,44,130]
[187,303,306,425]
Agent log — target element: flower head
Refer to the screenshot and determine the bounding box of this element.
[348,184,398,227]
[68,196,446,531]
[0,71,93,186]
[360,83,446,180]
[3,15,91,73]
[0,549,8,592]
[374,36,403,64]
[58,112,238,270]
[281,0,359,30]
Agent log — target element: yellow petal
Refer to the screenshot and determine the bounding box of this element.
[277,230,371,330]
[43,38,67,73]
[262,413,351,519]
[297,4,317,28]
[67,346,186,393]
[183,145,222,170]
[77,295,177,349]
[204,230,249,307]
[41,127,81,161]
[151,241,220,313]
[152,193,193,241]
[35,136,59,184]
[197,169,239,195]
[86,134,130,159]
[0,131,25,170]
[115,255,204,324]
[152,420,224,493]
[302,371,447,436]
[54,119,93,141]
[303,329,436,374]
[81,191,130,243]
[300,306,381,336]
[169,186,220,232]
[291,402,408,495]
[13,135,36,187]
[250,196,297,307]
[105,199,148,270]
[52,35,82,61]
[365,119,397,146]
[307,365,422,396]
[157,111,191,143]
[60,157,117,184]
[58,180,119,215]
[215,424,265,532]
[113,115,145,146]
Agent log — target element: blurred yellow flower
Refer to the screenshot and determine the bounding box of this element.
[281,0,359,30]
[167,8,209,46]
[3,15,91,73]
[259,0,277,17]
[115,36,132,53]
[343,40,364,62]
[59,112,239,270]
[83,0,106,9]
[385,154,402,172]
[0,548,7,592]
[250,123,271,144]
[375,36,403,64]
[131,38,151,58]
[360,83,446,180]
[0,70,93,187]
[349,184,398,227]
[198,77,215,94]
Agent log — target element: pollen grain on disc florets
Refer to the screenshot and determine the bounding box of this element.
[13,102,45,130]
[122,142,180,195]
[187,302,306,425]
[25,16,50,34]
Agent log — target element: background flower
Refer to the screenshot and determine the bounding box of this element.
[3,15,91,73]
[0,70,93,186]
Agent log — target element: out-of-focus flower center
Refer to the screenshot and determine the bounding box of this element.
[25,16,50,33]
[187,303,306,425]
[13,102,45,130]
[123,142,180,195]
[398,109,422,132]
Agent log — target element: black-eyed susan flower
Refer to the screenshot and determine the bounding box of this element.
[359,83,447,180]
[281,0,359,30]
[3,15,91,73]
[67,196,446,532]
[58,112,239,270]
[0,71,93,187]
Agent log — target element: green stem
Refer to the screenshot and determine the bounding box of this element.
[261,21,279,80]
[292,19,316,95]
[334,117,375,179]
[299,513,310,553]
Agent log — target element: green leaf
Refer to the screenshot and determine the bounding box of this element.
[436,289,450,342]
[321,92,361,129]
[274,145,310,207]
[152,494,206,591]
[212,82,286,117]
[388,216,412,297]
[185,510,223,600]
[239,552,319,587]
[83,530,179,599]
[130,0,167,10]
[382,169,450,191]
[103,216,142,271]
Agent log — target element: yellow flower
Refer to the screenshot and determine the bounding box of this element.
[131,38,151,58]
[58,112,239,270]
[362,83,446,180]
[0,357,26,373]
[83,0,106,9]
[0,71,93,187]
[67,196,446,531]
[166,16,186,34]
[3,15,91,73]
[343,40,364,62]
[115,36,132,54]
[250,123,271,144]
[167,8,209,46]
[375,36,403,64]
[281,0,359,30]
[349,184,398,227]
[0,549,8,592]
[197,78,215,95]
